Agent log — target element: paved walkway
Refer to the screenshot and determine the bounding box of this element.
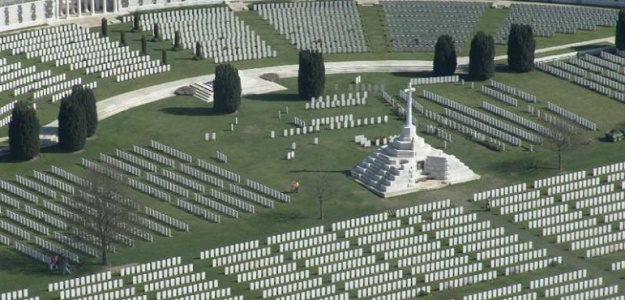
[0,36,614,146]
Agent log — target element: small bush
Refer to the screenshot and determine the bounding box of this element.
[260,73,280,82]
[475,138,503,152]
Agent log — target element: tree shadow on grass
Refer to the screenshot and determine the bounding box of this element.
[290,169,351,176]
[245,93,300,102]
[571,44,611,52]
[159,107,222,117]
[40,145,66,154]
[267,210,307,222]
[0,249,50,276]
[390,71,434,78]
[488,157,553,175]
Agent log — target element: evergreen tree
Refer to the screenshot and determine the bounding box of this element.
[133,11,140,32]
[616,9,625,51]
[141,34,147,55]
[80,86,98,138]
[297,50,325,99]
[120,31,126,46]
[173,31,181,51]
[194,41,203,60]
[432,34,457,76]
[152,23,160,42]
[162,50,167,65]
[8,101,40,161]
[57,93,86,152]
[469,32,496,81]
[507,24,536,73]
[213,64,241,114]
[101,18,108,37]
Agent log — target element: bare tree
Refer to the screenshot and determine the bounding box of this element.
[445,283,459,300]
[542,114,583,171]
[310,172,337,220]
[66,169,141,266]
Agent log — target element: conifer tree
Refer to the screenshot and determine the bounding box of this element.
[433,34,457,76]
[297,50,325,99]
[469,32,496,81]
[57,93,86,152]
[213,64,242,114]
[120,31,126,46]
[133,11,140,32]
[101,18,108,37]
[616,9,625,51]
[152,23,160,42]
[141,34,147,55]
[8,101,40,161]
[78,86,98,138]
[194,41,203,60]
[173,31,181,51]
[507,24,536,73]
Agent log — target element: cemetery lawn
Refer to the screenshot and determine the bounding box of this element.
[2,66,625,295]
[0,5,616,137]
[0,5,622,295]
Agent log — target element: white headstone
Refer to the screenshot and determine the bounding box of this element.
[314,137,319,145]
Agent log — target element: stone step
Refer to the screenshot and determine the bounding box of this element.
[191,83,213,103]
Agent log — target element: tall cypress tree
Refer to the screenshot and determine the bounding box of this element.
[213,64,242,114]
[173,31,181,51]
[616,9,625,51]
[433,34,457,76]
[133,11,140,32]
[120,31,126,46]
[101,18,108,37]
[81,86,98,138]
[297,50,325,100]
[469,32,496,81]
[141,34,147,55]
[8,101,40,161]
[194,41,203,60]
[58,93,86,152]
[152,23,160,42]
[507,24,535,73]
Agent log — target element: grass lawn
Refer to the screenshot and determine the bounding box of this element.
[0,3,623,298]
[1,68,625,295]
[0,5,616,136]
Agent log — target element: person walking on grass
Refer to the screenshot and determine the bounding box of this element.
[290,180,297,193]
[61,258,71,275]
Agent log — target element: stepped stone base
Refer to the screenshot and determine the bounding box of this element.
[351,123,479,198]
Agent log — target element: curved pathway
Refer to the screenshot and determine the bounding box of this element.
[0,36,613,146]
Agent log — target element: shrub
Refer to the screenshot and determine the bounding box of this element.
[433,34,457,76]
[260,73,280,82]
[213,64,242,114]
[297,50,325,99]
[8,101,40,161]
[469,32,495,80]
[57,93,86,152]
[507,24,536,73]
